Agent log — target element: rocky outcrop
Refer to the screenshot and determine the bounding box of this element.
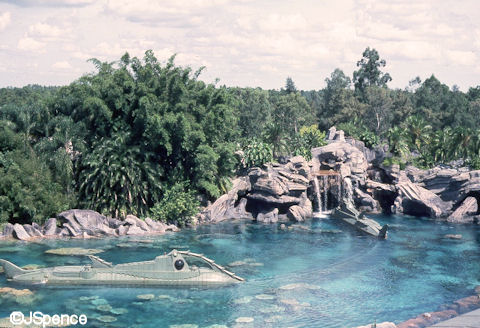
[3,209,178,241]
[197,177,252,223]
[393,174,450,218]
[198,156,313,224]
[312,141,368,181]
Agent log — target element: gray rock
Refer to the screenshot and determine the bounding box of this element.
[2,223,14,238]
[125,215,150,232]
[448,197,477,223]
[12,224,31,241]
[43,218,58,236]
[23,224,43,238]
[394,174,449,218]
[116,225,128,236]
[311,141,368,180]
[197,177,251,223]
[144,217,166,232]
[63,223,80,237]
[257,208,279,223]
[327,126,336,140]
[126,225,146,235]
[287,205,307,222]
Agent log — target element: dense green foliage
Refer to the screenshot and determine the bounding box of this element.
[1,47,479,225]
[150,182,199,227]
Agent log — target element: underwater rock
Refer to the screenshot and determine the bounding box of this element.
[96,304,113,312]
[45,247,104,256]
[96,315,117,323]
[235,317,254,323]
[91,298,109,306]
[278,283,321,290]
[233,296,253,304]
[169,325,198,328]
[264,315,284,323]
[205,325,228,328]
[259,305,285,313]
[443,234,462,240]
[0,266,3,273]
[255,294,275,300]
[110,308,128,315]
[0,287,33,297]
[136,294,155,301]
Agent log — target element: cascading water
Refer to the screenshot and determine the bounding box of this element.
[322,175,328,212]
[313,176,323,213]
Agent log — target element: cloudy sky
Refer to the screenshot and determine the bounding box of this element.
[0,0,479,91]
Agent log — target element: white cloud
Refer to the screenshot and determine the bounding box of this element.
[257,14,308,32]
[52,61,72,69]
[29,22,63,38]
[445,50,477,66]
[6,0,95,7]
[0,11,11,31]
[17,36,45,52]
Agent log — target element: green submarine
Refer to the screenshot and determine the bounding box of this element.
[0,250,244,287]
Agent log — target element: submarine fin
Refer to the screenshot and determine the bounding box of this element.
[88,255,112,268]
[0,259,28,278]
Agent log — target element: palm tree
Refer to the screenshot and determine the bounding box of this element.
[78,132,163,218]
[405,115,432,152]
[387,126,410,159]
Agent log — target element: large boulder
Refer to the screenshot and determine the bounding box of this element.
[197,177,251,223]
[311,141,368,180]
[393,174,449,218]
[448,197,478,223]
[256,208,279,223]
[2,223,14,239]
[12,224,30,241]
[22,224,43,238]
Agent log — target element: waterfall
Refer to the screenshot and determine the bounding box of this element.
[322,175,328,212]
[336,175,342,206]
[313,176,323,213]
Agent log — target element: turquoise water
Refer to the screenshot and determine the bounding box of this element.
[1,215,480,327]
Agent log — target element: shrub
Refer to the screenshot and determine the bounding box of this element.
[150,182,199,227]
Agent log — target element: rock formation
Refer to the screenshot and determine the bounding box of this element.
[1,209,178,241]
[197,156,313,223]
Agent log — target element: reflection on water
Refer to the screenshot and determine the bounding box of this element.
[0,215,479,327]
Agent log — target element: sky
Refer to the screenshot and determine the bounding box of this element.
[0,0,479,91]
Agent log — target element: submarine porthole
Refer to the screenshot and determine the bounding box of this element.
[174,259,185,270]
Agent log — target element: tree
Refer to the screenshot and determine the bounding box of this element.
[363,86,393,136]
[320,68,352,129]
[284,77,297,94]
[353,47,392,98]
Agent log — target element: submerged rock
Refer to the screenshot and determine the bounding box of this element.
[278,283,321,290]
[169,325,198,328]
[0,287,33,297]
[235,317,254,323]
[255,294,275,300]
[96,315,117,323]
[443,234,462,240]
[45,247,104,256]
[233,296,253,304]
[136,294,155,301]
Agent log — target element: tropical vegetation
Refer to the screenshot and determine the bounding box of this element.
[1,48,479,225]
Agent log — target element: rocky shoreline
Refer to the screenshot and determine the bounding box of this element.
[0,209,179,241]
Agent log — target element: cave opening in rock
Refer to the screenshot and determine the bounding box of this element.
[374,190,397,214]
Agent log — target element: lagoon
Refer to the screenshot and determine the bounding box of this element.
[0,215,479,327]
